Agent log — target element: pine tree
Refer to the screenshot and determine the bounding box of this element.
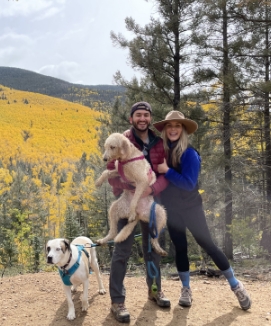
[61,205,84,241]
[190,0,259,258]
[111,0,199,111]
[87,126,116,239]
[0,230,18,276]
[231,1,271,254]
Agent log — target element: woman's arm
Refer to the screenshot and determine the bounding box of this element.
[160,148,201,191]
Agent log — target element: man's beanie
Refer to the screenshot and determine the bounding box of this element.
[130,101,152,117]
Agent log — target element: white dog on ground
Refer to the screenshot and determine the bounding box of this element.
[95,132,167,256]
[46,236,106,320]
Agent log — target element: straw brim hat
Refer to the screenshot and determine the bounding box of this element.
[153,110,198,134]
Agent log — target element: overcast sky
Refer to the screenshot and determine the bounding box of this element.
[0,0,155,85]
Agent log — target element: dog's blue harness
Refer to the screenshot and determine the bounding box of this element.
[58,245,89,286]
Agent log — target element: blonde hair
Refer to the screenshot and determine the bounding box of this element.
[161,124,189,167]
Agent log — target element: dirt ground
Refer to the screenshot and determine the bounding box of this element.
[0,269,271,326]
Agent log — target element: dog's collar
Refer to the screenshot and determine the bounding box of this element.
[118,155,145,183]
[60,251,72,270]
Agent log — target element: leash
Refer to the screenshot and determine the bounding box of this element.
[147,202,159,295]
[147,233,159,295]
[149,202,158,239]
[83,233,142,248]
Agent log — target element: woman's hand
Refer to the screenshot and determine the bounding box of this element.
[157,158,169,174]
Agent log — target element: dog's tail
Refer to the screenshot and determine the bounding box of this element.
[114,220,138,243]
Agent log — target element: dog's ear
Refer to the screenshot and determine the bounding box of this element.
[62,239,71,253]
[120,137,131,157]
[45,241,50,254]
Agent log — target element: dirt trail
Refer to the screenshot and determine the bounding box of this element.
[0,272,270,326]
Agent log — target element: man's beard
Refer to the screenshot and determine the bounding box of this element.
[132,121,150,132]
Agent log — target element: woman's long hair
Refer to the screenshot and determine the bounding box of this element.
[161,125,189,167]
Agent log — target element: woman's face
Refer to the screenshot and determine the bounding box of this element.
[165,121,183,141]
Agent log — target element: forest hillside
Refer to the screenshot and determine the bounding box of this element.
[0,67,125,106]
[0,85,101,165]
[0,85,110,274]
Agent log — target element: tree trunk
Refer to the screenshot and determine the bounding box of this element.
[222,4,233,259]
[261,8,271,254]
[173,0,181,110]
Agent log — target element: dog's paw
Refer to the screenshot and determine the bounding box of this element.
[82,301,89,312]
[151,240,168,256]
[95,179,103,187]
[98,288,107,295]
[155,248,168,256]
[160,249,168,257]
[67,311,76,320]
[153,247,167,256]
[128,211,136,222]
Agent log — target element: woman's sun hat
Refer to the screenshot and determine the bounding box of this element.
[153,110,198,134]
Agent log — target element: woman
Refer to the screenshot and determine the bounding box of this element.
[153,110,251,310]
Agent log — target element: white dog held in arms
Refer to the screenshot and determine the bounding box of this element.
[95,132,167,256]
[46,236,106,320]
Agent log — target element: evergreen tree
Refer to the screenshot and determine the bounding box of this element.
[97,97,130,135]
[111,0,199,111]
[190,0,260,258]
[230,0,271,254]
[0,230,18,276]
[87,122,116,238]
[28,234,42,273]
[61,205,84,241]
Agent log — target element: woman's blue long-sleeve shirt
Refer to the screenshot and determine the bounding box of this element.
[164,147,201,191]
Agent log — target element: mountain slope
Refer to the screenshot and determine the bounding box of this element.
[0,66,71,96]
[0,85,101,166]
[0,66,125,105]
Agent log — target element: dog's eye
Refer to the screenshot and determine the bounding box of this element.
[56,248,61,251]
[110,146,115,150]
[47,246,50,253]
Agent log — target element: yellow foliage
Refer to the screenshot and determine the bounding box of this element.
[0,85,104,238]
[0,85,102,166]
[0,167,12,195]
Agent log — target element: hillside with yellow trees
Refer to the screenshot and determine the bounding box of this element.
[0,85,109,273]
[0,85,101,165]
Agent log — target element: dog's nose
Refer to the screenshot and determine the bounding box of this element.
[103,157,108,162]
[47,256,53,264]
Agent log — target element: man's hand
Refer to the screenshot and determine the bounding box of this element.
[157,158,169,174]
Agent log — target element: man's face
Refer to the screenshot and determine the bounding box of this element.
[129,110,152,132]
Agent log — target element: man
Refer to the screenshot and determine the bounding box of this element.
[107,101,170,323]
